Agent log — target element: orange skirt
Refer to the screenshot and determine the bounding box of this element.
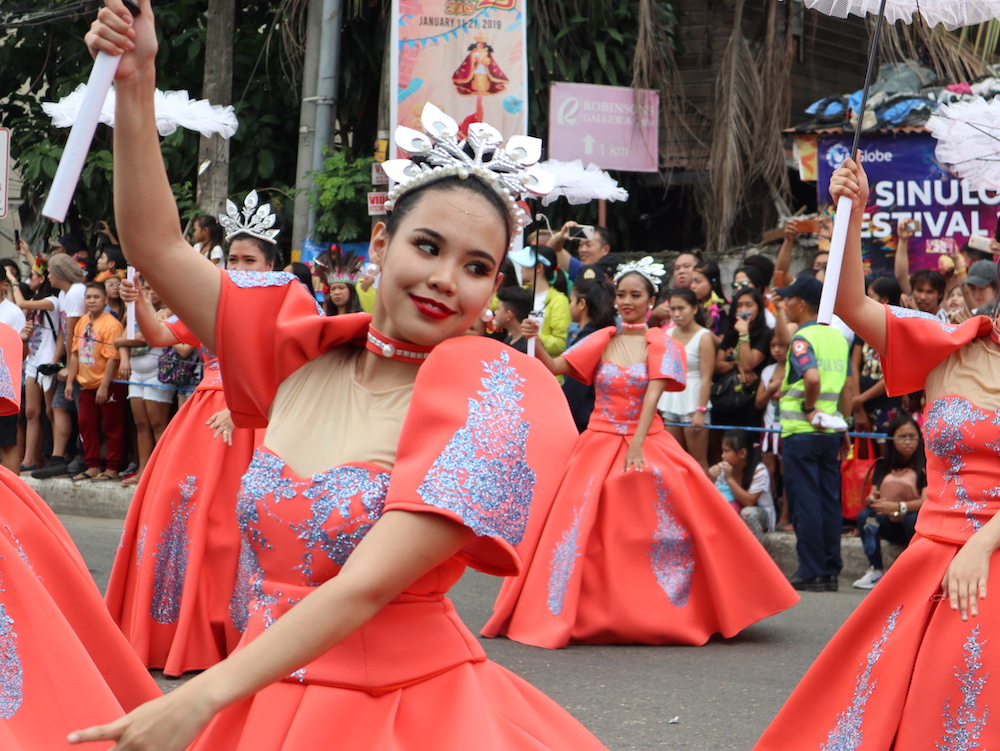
[755,535,998,749]
[483,428,798,647]
[191,658,607,750]
[0,465,159,748]
[105,387,260,675]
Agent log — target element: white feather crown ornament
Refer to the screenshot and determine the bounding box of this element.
[219,190,280,244]
[382,104,554,249]
[614,257,667,291]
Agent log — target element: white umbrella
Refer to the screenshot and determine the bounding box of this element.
[43,84,238,139]
[798,0,1000,30]
[786,0,1000,324]
[536,159,629,206]
[927,97,1000,191]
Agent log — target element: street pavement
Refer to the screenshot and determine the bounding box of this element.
[63,513,868,751]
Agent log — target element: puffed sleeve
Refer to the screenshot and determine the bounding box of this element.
[214,270,369,427]
[645,327,687,391]
[560,326,616,385]
[384,336,578,576]
[881,305,990,396]
[163,315,201,347]
[0,324,22,416]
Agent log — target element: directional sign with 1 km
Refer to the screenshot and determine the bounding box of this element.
[0,128,9,219]
[547,83,659,173]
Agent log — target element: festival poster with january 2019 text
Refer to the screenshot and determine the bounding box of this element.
[390,0,528,151]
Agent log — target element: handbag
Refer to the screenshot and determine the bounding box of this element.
[157,348,201,389]
[710,369,757,415]
[841,439,878,520]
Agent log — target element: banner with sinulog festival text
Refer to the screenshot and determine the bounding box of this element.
[390,0,528,152]
[817,133,1000,277]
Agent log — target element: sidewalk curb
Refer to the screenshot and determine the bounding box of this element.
[25,475,133,519]
[764,530,902,582]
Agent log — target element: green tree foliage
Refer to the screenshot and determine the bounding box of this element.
[0,0,301,245]
[308,148,373,243]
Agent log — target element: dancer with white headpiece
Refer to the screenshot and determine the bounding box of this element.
[74,1,607,748]
[104,191,281,678]
[483,259,799,648]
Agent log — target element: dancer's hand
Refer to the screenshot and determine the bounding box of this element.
[119,278,139,304]
[624,443,646,472]
[206,408,235,445]
[941,537,991,621]
[829,157,869,212]
[84,0,157,82]
[68,685,215,750]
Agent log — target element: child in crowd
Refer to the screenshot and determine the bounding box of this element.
[852,415,926,589]
[562,278,616,432]
[66,282,126,480]
[756,331,788,529]
[114,278,175,486]
[104,275,126,320]
[659,287,715,473]
[495,285,533,353]
[509,244,571,356]
[708,430,775,543]
[94,244,127,283]
[192,215,225,266]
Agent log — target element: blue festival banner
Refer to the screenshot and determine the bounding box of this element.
[817,133,1000,276]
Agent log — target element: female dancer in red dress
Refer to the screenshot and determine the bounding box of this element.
[0,324,159,748]
[104,217,273,676]
[74,3,607,748]
[483,260,798,647]
[755,158,1000,748]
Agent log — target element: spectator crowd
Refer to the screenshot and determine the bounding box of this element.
[4,211,954,590]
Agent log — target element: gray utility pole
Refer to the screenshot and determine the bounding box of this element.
[307,0,344,240]
[291,0,324,250]
[197,0,235,220]
[292,0,343,247]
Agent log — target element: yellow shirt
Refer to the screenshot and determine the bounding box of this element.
[73,311,123,389]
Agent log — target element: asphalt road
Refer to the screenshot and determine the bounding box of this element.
[62,513,868,751]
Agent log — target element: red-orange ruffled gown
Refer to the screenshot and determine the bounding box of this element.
[105,316,262,676]
[756,307,1000,749]
[186,270,607,750]
[0,465,160,748]
[482,327,799,647]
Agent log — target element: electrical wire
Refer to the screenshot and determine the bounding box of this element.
[1,2,97,30]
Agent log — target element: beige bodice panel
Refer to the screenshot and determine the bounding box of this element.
[925,336,1000,412]
[264,347,413,478]
[601,333,648,368]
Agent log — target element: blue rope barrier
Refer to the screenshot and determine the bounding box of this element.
[661,420,889,440]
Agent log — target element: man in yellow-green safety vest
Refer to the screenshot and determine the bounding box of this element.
[776,275,849,594]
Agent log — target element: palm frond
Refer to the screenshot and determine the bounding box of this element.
[879,15,999,84]
[701,0,763,254]
[754,0,792,216]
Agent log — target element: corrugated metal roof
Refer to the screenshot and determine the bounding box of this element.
[784,125,929,135]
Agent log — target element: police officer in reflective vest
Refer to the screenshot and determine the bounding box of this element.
[776,275,849,593]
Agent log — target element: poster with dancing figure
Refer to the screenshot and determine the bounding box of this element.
[390,0,528,151]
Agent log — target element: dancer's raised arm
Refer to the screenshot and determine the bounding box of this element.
[830,158,886,354]
[85,0,221,350]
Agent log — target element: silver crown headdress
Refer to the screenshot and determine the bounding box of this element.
[219,190,280,244]
[614,256,667,290]
[382,104,554,248]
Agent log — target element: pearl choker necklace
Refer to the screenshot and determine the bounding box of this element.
[366,328,434,364]
[621,322,648,331]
